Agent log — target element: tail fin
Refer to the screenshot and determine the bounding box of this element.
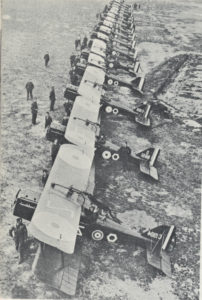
[133,49,138,61]
[132,32,136,42]
[131,76,144,95]
[143,225,176,277]
[135,104,151,127]
[131,40,136,49]
[133,61,140,74]
[136,147,160,180]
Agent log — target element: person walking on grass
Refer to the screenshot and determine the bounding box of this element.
[49,86,56,111]
[25,81,34,100]
[44,52,50,67]
[31,98,38,125]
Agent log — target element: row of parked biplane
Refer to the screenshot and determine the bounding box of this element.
[13,0,176,296]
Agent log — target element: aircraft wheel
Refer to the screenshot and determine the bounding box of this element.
[108,79,113,85]
[114,81,119,86]
[102,150,111,160]
[112,153,120,161]
[107,233,118,243]
[112,108,119,115]
[105,106,113,113]
[92,230,104,241]
[109,63,114,69]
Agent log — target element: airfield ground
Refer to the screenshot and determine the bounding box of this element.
[0,0,201,299]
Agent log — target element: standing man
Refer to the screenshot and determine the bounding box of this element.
[70,52,76,67]
[9,218,28,264]
[45,111,52,129]
[31,98,38,125]
[49,86,56,111]
[81,35,88,50]
[44,52,50,67]
[25,81,34,100]
[118,141,132,171]
[63,100,73,116]
[42,169,49,186]
[75,35,81,51]
[61,113,69,126]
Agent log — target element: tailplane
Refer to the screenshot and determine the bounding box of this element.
[131,76,144,95]
[143,225,176,277]
[136,147,160,180]
[135,103,151,127]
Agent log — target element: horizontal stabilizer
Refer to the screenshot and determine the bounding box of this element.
[147,248,172,277]
[135,115,151,127]
[137,147,160,179]
[140,161,158,180]
[131,76,144,94]
[135,104,151,127]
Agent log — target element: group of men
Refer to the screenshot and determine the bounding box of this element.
[75,35,88,51]
[25,52,54,125]
[28,86,56,125]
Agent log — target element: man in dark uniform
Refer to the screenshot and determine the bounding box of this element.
[61,113,69,126]
[49,86,56,111]
[81,35,88,50]
[31,98,38,125]
[118,141,132,171]
[45,112,52,129]
[42,169,49,186]
[75,35,81,51]
[74,55,80,66]
[63,100,72,116]
[103,4,108,13]
[25,81,34,100]
[70,53,76,67]
[69,69,79,86]
[51,139,60,163]
[9,218,28,264]
[44,52,50,67]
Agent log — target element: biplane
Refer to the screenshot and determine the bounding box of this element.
[99,16,135,37]
[91,31,109,43]
[13,150,176,296]
[108,43,137,62]
[73,54,145,95]
[81,38,139,77]
[63,83,151,128]
[105,72,144,95]
[95,24,136,52]
[101,97,152,127]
